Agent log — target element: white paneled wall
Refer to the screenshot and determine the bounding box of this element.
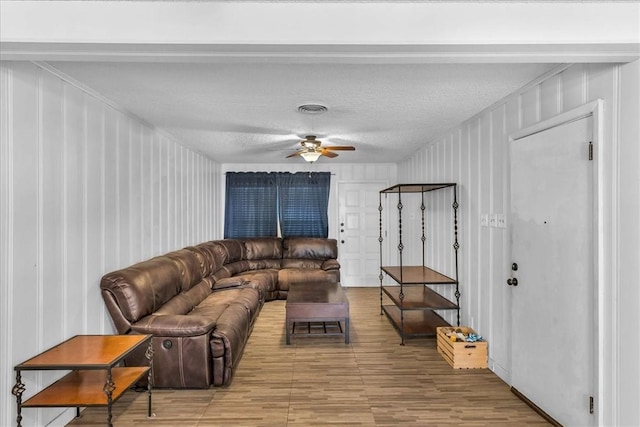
[1,57,637,426]
[0,61,222,426]
[398,61,640,426]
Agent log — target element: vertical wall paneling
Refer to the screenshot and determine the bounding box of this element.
[562,64,588,112]
[458,127,470,328]
[470,120,481,331]
[0,63,14,426]
[540,73,562,120]
[41,69,65,354]
[479,115,492,334]
[617,59,640,427]
[141,128,151,256]
[0,61,221,427]
[129,122,141,264]
[64,80,85,337]
[399,62,637,424]
[521,84,540,128]
[151,133,159,253]
[492,105,509,377]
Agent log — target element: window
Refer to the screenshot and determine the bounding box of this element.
[277,172,330,238]
[224,172,330,238]
[224,172,278,238]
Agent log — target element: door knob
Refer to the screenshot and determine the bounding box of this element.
[507,277,519,286]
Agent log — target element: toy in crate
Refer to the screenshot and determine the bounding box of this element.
[436,326,487,369]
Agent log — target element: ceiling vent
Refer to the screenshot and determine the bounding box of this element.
[297,104,328,114]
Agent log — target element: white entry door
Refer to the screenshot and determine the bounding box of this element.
[510,117,595,426]
[338,182,386,286]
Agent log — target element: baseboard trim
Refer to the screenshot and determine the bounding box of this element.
[510,386,562,427]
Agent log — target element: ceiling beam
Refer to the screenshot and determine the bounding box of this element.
[1,2,638,64]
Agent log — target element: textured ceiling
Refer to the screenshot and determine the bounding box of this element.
[49,60,556,163]
[11,2,635,165]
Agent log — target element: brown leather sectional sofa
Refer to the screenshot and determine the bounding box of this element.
[100,237,340,388]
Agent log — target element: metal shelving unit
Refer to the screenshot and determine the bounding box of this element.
[378,183,460,345]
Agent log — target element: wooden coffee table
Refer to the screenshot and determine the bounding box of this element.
[286,282,350,344]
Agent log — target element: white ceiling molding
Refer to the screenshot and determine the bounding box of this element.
[2,42,639,64]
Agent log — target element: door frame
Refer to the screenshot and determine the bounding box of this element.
[508,99,604,424]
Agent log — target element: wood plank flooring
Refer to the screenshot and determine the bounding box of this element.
[68,287,549,426]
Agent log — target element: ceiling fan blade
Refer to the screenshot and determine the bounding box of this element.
[286,151,302,158]
[320,149,338,158]
[323,146,355,151]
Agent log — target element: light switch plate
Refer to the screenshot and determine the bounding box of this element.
[489,214,497,228]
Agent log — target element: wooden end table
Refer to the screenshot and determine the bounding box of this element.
[286,282,350,344]
[13,334,153,427]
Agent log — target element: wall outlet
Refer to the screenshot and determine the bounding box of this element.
[480,214,489,227]
[496,214,506,228]
[489,214,497,228]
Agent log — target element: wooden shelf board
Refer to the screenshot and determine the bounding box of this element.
[22,367,149,408]
[17,335,151,369]
[382,305,450,337]
[382,286,459,310]
[381,266,456,285]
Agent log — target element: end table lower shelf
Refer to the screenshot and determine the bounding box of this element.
[13,335,153,427]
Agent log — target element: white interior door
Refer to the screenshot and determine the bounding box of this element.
[510,117,595,426]
[338,182,386,287]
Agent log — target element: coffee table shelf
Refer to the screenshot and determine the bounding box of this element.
[13,334,153,427]
[286,282,350,344]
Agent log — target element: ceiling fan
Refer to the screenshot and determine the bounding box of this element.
[286,135,355,162]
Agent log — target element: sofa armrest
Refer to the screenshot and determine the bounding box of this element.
[131,314,217,336]
[321,259,341,271]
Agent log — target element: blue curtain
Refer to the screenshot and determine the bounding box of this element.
[277,172,331,238]
[224,172,278,238]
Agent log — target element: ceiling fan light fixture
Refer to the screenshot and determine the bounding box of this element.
[297,104,328,114]
[300,151,322,163]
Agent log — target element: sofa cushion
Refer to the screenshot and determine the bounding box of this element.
[188,242,223,277]
[197,287,260,335]
[280,258,323,269]
[100,256,183,323]
[235,269,279,301]
[211,261,251,281]
[283,237,338,260]
[246,259,281,270]
[321,259,341,271]
[165,249,205,292]
[277,268,339,291]
[154,280,212,316]
[212,240,245,264]
[243,237,282,260]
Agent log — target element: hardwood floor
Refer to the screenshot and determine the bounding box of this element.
[68,287,549,426]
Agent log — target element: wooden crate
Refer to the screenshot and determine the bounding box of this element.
[436,326,487,369]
